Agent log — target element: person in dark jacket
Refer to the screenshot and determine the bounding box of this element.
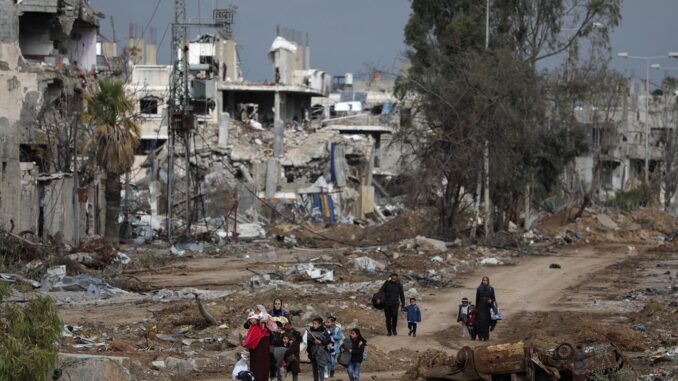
[475,276,497,341]
[270,298,289,319]
[378,273,405,336]
[283,329,302,381]
[340,328,367,381]
[307,317,331,381]
[405,297,422,337]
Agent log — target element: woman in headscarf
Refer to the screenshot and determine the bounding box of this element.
[475,276,497,341]
[242,311,271,381]
[270,298,289,319]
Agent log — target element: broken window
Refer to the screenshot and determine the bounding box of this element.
[19,13,55,61]
[20,144,49,172]
[134,139,166,155]
[199,55,214,65]
[140,97,159,115]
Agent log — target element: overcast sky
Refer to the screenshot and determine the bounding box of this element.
[91,0,678,87]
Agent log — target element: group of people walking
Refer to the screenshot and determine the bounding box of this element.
[376,273,500,341]
[236,298,367,381]
[235,275,499,380]
[457,276,500,341]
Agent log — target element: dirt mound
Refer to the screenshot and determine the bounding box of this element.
[536,207,677,244]
[631,208,678,235]
[267,208,431,247]
[500,311,648,352]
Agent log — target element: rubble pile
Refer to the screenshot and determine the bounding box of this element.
[531,207,678,245]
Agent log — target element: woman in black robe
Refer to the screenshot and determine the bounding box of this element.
[475,276,497,341]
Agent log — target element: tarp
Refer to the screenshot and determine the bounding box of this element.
[268,36,297,62]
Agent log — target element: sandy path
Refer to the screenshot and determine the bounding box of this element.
[368,244,636,354]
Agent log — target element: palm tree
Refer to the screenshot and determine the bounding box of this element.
[83,79,140,241]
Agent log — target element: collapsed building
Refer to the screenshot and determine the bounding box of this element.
[0,0,105,241]
[124,24,405,240]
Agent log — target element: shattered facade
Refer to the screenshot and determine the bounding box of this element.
[0,0,104,239]
[572,79,678,204]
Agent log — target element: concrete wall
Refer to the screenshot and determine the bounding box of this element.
[186,42,214,65]
[215,39,239,82]
[42,175,75,240]
[130,65,171,87]
[68,23,97,71]
[19,162,39,232]
[0,137,21,231]
[0,2,19,44]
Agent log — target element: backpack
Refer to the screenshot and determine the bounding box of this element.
[371,290,385,310]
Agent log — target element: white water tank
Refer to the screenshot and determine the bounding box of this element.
[345,73,354,86]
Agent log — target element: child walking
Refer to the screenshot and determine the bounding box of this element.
[456,297,472,338]
[325,316,344,379]
[340,328,367,381]
[405,298,422,337]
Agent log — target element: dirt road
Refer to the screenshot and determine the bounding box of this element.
[368,244,637,354]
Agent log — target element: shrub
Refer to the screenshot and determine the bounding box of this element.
[0,283,62,381]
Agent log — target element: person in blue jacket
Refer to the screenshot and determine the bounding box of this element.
[404,297,422,337]
[324,315,344,378]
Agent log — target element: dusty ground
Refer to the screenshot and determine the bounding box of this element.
[54,239,678,380]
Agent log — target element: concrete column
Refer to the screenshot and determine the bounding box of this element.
[265,159,279,199]
[217,85,228,149]
[305,46,311,70]
[218,111,229,148]
[273,91,284,157]
[145,43,157,65]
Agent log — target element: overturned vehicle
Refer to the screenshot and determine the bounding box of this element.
[426,341,633,381]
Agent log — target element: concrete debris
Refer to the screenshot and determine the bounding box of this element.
[55,354,131,381]
[480,257,501,266]
[431,256,444,264]
[114,252,131,265]
[217,223,266,241]
[415,236,448,252]
[596,213,619,230]
[286,263,334,283]
[349,256,386,272]
[40,266,126,299]
[0,272,41,288]
[170,246,186,257]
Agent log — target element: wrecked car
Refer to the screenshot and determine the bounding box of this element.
[426,341,633,381]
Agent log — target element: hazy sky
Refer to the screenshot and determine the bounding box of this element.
[91,0,678,86]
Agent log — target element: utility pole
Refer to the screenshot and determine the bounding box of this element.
[166,1,236,241]
[483,0,492,238]
[72,114,80,246]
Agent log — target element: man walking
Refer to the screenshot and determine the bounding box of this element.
[379,273,405,336]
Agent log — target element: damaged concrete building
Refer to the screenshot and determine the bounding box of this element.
[123,24,404,239]
[572,79,678,206]
[0,0,104,240]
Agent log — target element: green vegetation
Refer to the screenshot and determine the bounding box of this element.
[604,186,651,212]
[0,282,62,381]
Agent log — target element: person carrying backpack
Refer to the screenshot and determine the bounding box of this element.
[378,273,405,336]
[340,328,367,381]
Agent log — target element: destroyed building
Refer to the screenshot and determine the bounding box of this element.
[121,23,405,240]
[572,78,678,205]
[0,0,106,241]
